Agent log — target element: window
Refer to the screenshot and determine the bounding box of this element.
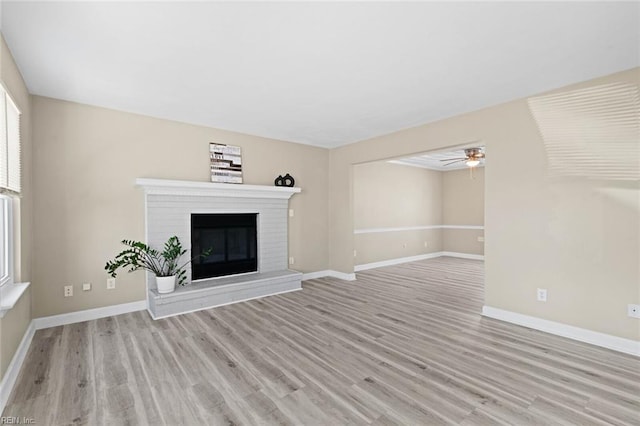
[0,85,21,289]
[0,195,11,287]
[0,85,21,193]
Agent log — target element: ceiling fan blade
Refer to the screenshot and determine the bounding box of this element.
[443,159,465,166]
[439,157,466,162]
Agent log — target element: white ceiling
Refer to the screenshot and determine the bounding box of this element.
[389,147,485,171]
[1,2,638,148]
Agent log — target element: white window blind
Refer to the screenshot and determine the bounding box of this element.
[0,196,9,286]
[0,87,21,193]
[0,95,6,190]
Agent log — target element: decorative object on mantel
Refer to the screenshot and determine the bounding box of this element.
[274,173,295,187]
[104,236,212,294]
[210,143,243,184]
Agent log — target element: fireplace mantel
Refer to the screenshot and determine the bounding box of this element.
[136,178,300,199]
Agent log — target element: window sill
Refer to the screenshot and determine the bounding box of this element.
[0,282,30,318]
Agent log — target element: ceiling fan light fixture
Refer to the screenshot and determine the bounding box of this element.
[466,159,480,167]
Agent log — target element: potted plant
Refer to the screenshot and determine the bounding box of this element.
[105,236,210,294]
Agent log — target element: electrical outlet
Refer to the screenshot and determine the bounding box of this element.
[82,283,91,291]
[537,288,547,302]
[289,209,294,217]
[353,249,357,257]
[289,257,294,265]
[107,278,116,289]
[477,236,485,242]
[628,304,640,319]
[64,285,73,297]
[424,241,429,248]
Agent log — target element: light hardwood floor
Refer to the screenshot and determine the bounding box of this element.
[4,257,640,425]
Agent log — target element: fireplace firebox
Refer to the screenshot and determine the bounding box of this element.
[191,213,258,280]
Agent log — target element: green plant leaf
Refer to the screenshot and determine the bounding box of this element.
[104,236,211,289]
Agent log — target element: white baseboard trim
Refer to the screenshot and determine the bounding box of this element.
[441,251,484,260]
[302,270,332,281]
[302,270,357,281]
[482,306,640,357]
[355,252,443,272]
[32,300,147,330]
[325,270,357,281]
[0,321,35,414]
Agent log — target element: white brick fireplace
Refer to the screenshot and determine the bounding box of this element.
[136,178,302,319]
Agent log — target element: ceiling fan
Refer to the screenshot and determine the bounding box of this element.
[440,147,485,167]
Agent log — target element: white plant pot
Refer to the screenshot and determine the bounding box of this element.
[156,275,176,294]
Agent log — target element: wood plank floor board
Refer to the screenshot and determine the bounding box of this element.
[193,311,303,402]
[148,379,200,426]
[476,322,640,378]
[290,383,368,426]
[189,332,262,399]
[450,326,640,391]
[353,377,450,425]
[275,388,340,425]
[240,390,292,425]
[259,343,384,424]
[584,397,640,426]
[460,329,640,404]
[52,321,96,425]
[10,333,61,401]
[454,335,640,405]
[352,357,476,424]
[431,340,592,410]
[155,328,212,388]
[459,408,512,426]
[526,396,612,426]
[3,257,639,425]
[389,328,634,409]
[379,334,574,410]
[116,332,165,425]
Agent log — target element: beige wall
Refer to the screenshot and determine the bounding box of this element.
[353,161,442,265]
[355,229,442,266]
[31,97,329,318]
[443,167,484,225]
[354,162,442,228]
[329,68,639,341]
[442,167,485,255]
[0,35,33,379]
[442,229,484,255]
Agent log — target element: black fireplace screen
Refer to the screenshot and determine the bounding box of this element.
[191,213,258,280]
